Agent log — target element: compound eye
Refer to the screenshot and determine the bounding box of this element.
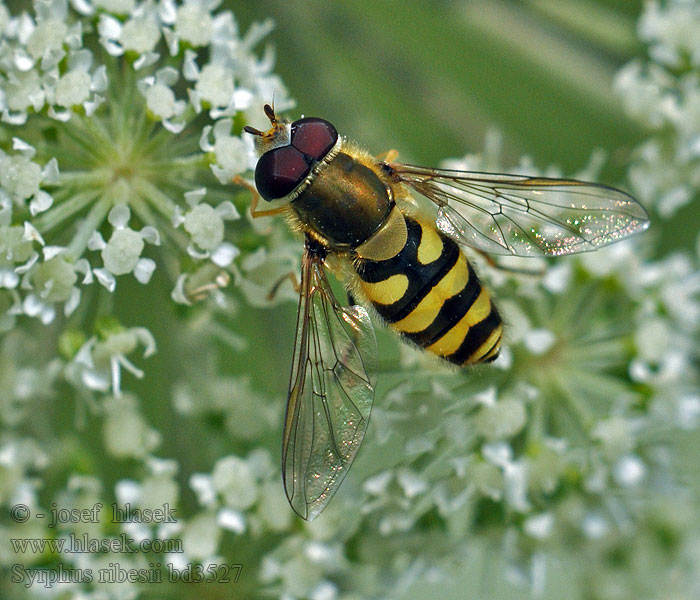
[291,117,338,161]
[255,146,310,201]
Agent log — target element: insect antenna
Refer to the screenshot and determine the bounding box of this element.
[264,103,277,124]
[243,125,264,136]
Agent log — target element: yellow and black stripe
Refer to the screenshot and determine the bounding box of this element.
[357,216,502,365]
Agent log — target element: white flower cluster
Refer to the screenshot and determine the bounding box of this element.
[0,0,106,123]
[0,0,282,125]
[65,320,157,397]
[0,0,292,330]
[0,3,296,593]
[615,0,700,218]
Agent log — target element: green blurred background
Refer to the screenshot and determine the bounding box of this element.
[235,0,643,178]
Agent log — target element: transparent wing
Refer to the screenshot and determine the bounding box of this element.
[282,239,377,520]
[390,164,650,257]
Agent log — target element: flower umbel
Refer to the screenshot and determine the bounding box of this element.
[0,0,290,325]
[1,1,699,600]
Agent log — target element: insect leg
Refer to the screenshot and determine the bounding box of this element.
[267,271,301,301]
[232,175,289,219]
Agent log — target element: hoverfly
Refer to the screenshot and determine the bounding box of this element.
[243,104,649,520]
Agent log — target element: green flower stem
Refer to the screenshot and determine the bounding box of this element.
[48,120,107,166]
[422,444,468,481]
[554,372,596,435]
[128,191,190,256]
[528,393,546,444]
[54,170,115,186]
[566,338,627,367]
[134,177,179,221]
[202,320,247,352]
[140,119,186,157]
[65,195,112,261]
[152,154,209,170]
[71,114,117,164]
[33,188,101,234]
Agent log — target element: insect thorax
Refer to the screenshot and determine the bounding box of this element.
[291,152,395,250]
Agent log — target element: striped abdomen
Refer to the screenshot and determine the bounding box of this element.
[356,215,502,365]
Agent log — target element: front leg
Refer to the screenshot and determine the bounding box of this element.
[232,175,289,219]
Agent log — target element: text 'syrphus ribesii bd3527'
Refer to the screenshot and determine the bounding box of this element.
[243,104,649,520]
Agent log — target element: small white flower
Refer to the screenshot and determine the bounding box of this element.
[378,513,415,535]
[483,442,531,511]
[613,454,646,487]
[177,191,239,266]
[0,225,34,267]
[523,512,554,540]
[195,63,234,108]
[310,581,338,600]
[211,242,239,267]
[582,513,609,539]
[190,473,217,507]
[474,397,526,441]
[31,255,77,303]
[396,468,427,498]
[121,14,161,54]
[524,328,556,355]
[26,18,68,62]
[0,154,42,200]
[676,395,700,430]
[2,69,44,118]
[145,83,177,119]
[103,394,161,458]
[115,479,141,506]
[72,326,156,396]
[217,508,245,533]
[94,0,136,13]
[634,317,671,363]
[175,2,214,47]
[140,465,179,511]
[211,455,258,510]
[22,293,55,324]
[97,13,124,55]
[363,471,393,496]
[138,67,186,129]
[180,512,221,560]
[184,203,224,251]
[29,190,53,216]
[542,262,571,294]
[102,228,145,275]
[55,69,91,107]
[592,416,635,459]
[202,118,251,182]
[91,205,160,285]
